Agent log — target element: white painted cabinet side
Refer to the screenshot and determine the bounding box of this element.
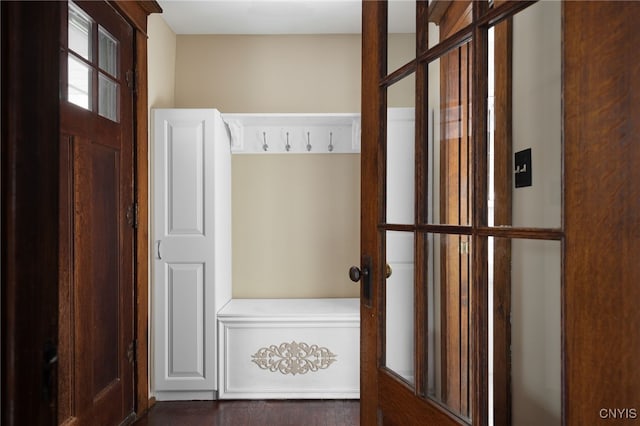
[152,108,232,400]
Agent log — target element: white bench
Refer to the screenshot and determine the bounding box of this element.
[217,298,360,399]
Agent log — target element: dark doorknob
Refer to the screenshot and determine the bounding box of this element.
[351,255,372,307]
[349,265,368,282]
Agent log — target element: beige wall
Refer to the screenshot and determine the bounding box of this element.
[174,34,363,298]
[146,13,176,396]
[232,154,360,298]
[148,14,176,109]
[174,34,361,113]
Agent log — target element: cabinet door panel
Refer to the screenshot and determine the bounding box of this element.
[153,109,231,397]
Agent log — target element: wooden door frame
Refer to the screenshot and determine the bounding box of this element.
[109,1,162,415]
[1,1,160,424]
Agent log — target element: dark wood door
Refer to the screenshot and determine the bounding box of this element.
[360,1,640,425]
[59,1,136,424]
[361,1,553,425]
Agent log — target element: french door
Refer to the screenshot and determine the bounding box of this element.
[359,1,564,424]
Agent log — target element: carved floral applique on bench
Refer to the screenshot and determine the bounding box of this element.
[251,341,337,376]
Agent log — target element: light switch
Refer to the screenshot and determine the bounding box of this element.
[515,148,532,188]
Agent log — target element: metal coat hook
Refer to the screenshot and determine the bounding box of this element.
[262,131,268,151]
[306,131,312,152]
[328,132,334,152]
[285,132,291,152]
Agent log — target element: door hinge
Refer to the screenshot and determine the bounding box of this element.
[127,340,136,364]
[126,69,137,92]
[126,202,138,229]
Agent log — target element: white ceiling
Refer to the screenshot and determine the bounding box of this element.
[157,0,416,35]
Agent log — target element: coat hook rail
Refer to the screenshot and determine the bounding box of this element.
[223,112,362,154]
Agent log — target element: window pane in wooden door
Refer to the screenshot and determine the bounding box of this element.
[99,74,119,122]
[426,41,472,226]
[99,26,119,77]
[68,54,92,110]
[489,237,561,426]
[385,230,415,386]
[488,0,561,229]
[387,0,416,73]
[426,232,471,420]
[386,73,415,225]
[68,2,92,60]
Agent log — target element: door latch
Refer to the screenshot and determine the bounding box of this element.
[349,255,372,308]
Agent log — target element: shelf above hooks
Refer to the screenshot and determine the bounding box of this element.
[222,113,361,154]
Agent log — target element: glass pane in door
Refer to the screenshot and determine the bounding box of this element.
[387,0,416,73]
[68,2,92,60]
[99,74,119,122]
[426,40,473,226]
[426,232,471,421]
[487,0,561,229]
[68,55,92,110]
[99,26,119,77]
[67,2,93,111]
[489,237,561,426]
[385,230,415,386]
[386,73,415,225]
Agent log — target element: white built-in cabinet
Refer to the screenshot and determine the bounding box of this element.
[152,109,232,400]
[152,109,365,401]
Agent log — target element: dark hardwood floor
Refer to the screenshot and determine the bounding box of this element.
[134,400,360,426]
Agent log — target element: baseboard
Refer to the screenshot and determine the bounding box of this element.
[154,390,218,401]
